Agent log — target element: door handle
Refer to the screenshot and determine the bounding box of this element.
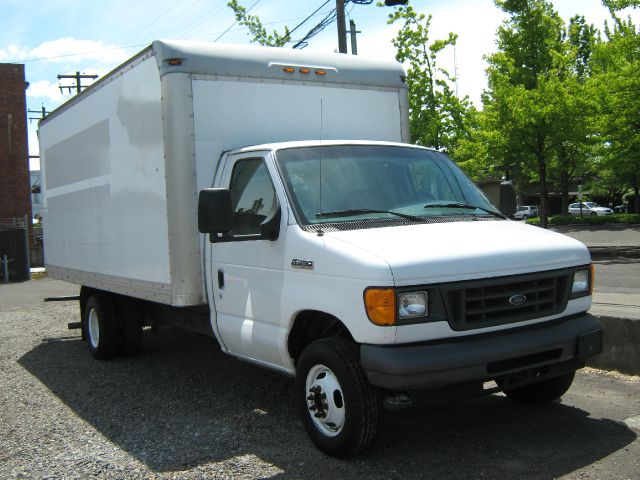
[217,269,225,289]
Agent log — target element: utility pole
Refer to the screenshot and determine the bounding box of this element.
[336,0,348,54]
[349,20,360,55]
[57,71,98,95]
[28,105,49,124]
[335,1,407,54]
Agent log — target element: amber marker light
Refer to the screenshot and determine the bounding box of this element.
[299,68,311,74]
[364,288,396,326]
[167,58,183,66]
[590,263,595,295]
[283,67,295,73]
[315,70,327,76]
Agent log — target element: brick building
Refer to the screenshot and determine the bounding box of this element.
[1,64,32,281]
[0,63,31,223]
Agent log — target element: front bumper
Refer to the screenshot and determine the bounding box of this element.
[360,313,602,391]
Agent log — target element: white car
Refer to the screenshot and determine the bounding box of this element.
[568,202,614,216]
[514,205,538,220]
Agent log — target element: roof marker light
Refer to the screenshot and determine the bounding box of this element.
[283,67,295,73]
[167,58,183,66]
[299,68,311,74]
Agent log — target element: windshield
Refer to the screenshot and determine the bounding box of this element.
[275,145,499,225]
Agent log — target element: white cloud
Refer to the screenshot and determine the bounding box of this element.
[0,37,130,65]
[26,80,65,102]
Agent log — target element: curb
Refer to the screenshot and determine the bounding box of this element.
[588,246,640,260]
[586,314,640,375]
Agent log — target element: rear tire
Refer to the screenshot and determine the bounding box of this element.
[84,294,120,360]
[590,211,598,217]
[503,372,575,404]
[296,338,380,458]
[119,302,143,356]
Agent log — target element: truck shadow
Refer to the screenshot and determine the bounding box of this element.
[19,328,637,479]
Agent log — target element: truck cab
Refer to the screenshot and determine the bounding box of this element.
[198,140,601,457]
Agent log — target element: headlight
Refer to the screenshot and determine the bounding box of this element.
[571,265,593,296]
[399,291,428,320]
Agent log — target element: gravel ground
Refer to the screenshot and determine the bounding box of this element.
[1,278,639,479]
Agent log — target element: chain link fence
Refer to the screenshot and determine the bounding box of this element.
[0,217,30,283]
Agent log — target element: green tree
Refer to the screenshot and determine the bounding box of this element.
[227,0,291,47]
[385,5,474,152]
[481,0,597,227]
[591,12,640,212]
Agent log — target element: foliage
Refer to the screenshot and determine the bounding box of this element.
[385,5,474,152]
[227,0,291,47]
[590,15,640,212]
[525,214,640,225]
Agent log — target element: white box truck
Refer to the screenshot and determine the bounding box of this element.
[39,40,602,458]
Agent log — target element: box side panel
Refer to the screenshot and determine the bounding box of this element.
[40,56,176,303]
[191,78,403,191]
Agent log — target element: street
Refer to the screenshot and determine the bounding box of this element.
[593,258,640,294]
[0,278,638,479]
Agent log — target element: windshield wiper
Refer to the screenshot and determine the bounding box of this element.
[423,202,506,220]
[315,209,424,222]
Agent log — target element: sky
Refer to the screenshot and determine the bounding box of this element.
[1,0,638,168]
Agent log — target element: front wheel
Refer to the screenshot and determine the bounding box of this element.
[503,372,575,404]
[296,338,380,458]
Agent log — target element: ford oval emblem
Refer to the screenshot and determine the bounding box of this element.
[509,294,527,306]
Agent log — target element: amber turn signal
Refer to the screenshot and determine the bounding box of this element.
[364,288,396,326]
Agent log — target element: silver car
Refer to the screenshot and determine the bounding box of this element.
[568,202,614,216]
[514,205,538,220]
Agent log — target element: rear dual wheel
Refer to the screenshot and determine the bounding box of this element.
[83,294,143,360]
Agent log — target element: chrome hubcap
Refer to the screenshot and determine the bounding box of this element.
[88,309,100,349]
[305,364,345,437]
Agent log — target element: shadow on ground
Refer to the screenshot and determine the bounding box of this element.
[19,328,637,479]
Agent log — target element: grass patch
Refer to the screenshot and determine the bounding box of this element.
[525,214,640,226]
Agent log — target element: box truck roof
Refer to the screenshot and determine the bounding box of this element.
[152,40,406,87]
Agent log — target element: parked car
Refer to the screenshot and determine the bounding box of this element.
[514,205,538,220]
[568,202,614,216]
[614,204,627,213]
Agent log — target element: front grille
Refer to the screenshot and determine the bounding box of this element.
[441,269,573,331]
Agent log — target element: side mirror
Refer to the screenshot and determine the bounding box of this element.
[198,188,233,234]
[499,181,517,217]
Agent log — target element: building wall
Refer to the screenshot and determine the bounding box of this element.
[0,63,31,223]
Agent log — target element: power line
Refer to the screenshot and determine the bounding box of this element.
[124,0,191,45]
[215,0,263,42]
[174,0,231,39]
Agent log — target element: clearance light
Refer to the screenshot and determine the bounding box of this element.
[283,67,295,73]
[315,70,327,76]
[167,58,183,66]
[299,68,311,74]
[364,288,396,326]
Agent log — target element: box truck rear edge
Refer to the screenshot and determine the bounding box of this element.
[39,40,602,458]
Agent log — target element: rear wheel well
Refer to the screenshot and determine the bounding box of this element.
[288,311,354,364]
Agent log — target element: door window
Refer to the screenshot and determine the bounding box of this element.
[229,158,277,236]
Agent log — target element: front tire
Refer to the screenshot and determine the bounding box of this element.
[503,372,575,404]
[84,294,119,360]
[296,338,380,458]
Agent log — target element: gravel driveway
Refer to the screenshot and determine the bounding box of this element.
[1,278,639,479]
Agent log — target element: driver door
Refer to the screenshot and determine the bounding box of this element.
[210,152,288,368]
